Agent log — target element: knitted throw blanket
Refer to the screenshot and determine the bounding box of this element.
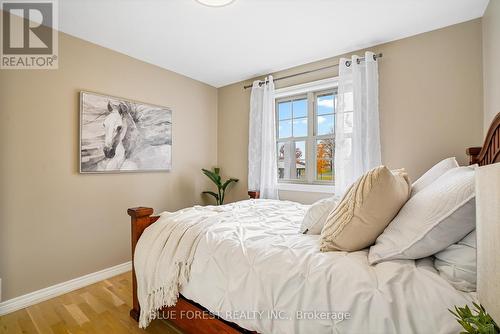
[134,205,224,328]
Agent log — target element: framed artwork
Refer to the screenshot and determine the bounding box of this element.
[79,91,172,173]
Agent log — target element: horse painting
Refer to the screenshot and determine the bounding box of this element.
[80,92,172,172]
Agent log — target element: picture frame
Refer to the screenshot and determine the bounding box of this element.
[79,91,172,173]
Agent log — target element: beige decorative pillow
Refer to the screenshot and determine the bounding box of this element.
[320,166,411,252]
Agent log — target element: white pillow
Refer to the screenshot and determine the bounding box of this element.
[300,196,339,234]
[411,157,459,196]
[368,165,476,264]
[434,230,476,292]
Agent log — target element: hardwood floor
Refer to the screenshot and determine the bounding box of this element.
[0,272,182,334]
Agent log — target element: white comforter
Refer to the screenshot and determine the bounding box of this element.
[141,199,476,334]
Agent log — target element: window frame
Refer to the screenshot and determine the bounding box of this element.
[276,94,309,182]
[275,77,339,187]
[313,89,336,183]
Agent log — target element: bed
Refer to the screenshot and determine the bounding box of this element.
[128,112,500,334]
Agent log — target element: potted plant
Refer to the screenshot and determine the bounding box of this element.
[450,303,500,334]
[202,167,239,205]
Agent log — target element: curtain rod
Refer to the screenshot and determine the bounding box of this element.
[243,53,383,89]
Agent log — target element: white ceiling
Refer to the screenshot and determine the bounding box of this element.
[59,0,489,87]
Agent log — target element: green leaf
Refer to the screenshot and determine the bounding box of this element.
[202,191,220,205]
[450,308,460,319]
[202,191,219,199]
[202,168,222,187]
[221,178,239,191]
[473,303,482,310]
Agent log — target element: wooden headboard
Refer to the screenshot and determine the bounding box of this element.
[466,113,500,166]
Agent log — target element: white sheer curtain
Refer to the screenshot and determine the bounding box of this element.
[248,76,279,199]
[335,51,381,195]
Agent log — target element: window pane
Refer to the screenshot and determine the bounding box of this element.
[278,142,285,161]
[317,94,335,115]
[295,142,306,180]
[278,101,292,120]
[317,114,334,135]
[316,159,333,181]
[293,99,307,118]
[295,141,306,160]
[279,120,292,138]
[277,141,306,180]
[296,159,306,180]
[316,139,334,159]
[277,142,285,179]
[293,117,307,137]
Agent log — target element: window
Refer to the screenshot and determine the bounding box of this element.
[276,83,338,186]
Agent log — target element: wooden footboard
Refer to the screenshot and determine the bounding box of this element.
[127,207,160,321]
[128,207,255,334]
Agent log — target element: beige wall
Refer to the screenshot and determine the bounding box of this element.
[0,32,218,300]
[218,19,484,204]
[483,0,500,132]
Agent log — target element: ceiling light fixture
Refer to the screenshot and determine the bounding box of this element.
[196,0,235,7]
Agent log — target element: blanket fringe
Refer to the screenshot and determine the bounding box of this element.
[139,260,192,328]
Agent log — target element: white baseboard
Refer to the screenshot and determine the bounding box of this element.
[0,261,132,316]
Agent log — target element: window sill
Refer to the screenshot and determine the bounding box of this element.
[278,183,335,194]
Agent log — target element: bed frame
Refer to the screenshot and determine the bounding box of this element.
[128,112,500,333]
[467,113,500,166]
